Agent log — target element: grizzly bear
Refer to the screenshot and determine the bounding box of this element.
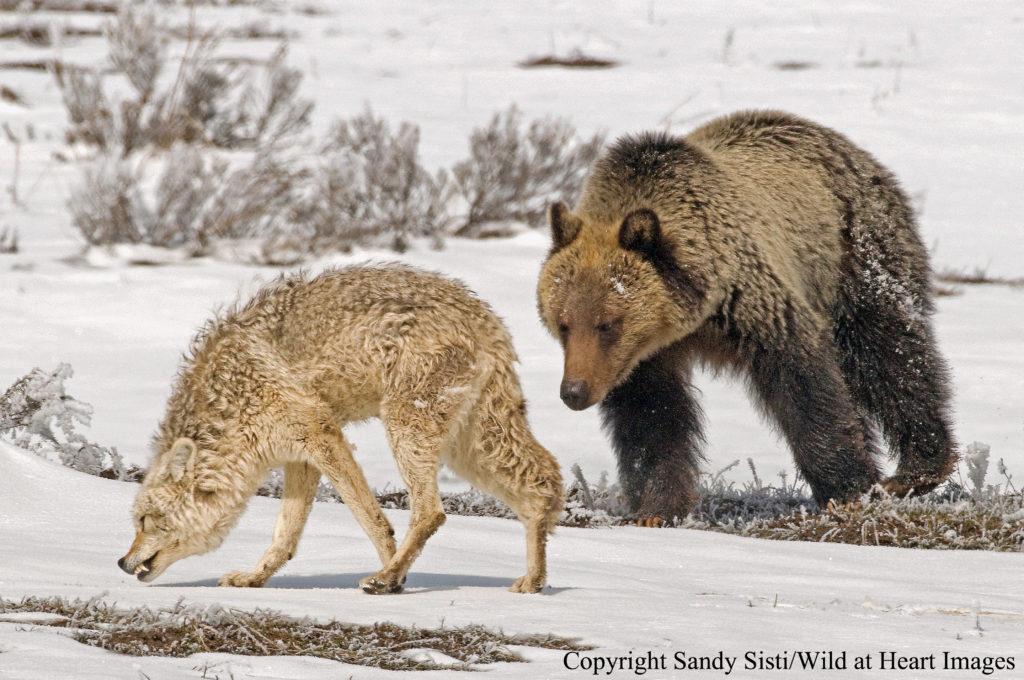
[119,265,562,593]
[537,110,956,521]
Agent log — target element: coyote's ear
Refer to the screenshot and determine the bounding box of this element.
[618,209,663,255]
[165,437,198,482]
[549,201,582,254]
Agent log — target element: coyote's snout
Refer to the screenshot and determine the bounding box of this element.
[119,265,563,593]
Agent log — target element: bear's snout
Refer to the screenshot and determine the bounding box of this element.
[560,379,592,410]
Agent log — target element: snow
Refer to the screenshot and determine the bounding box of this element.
[2,442,1023,678]
[1,0,1023,677]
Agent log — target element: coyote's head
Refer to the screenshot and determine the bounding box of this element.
[118,437,247,582]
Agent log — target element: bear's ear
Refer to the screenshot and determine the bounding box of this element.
[549,201,582,253]
[164,437,198,482]
[618,209,663,255]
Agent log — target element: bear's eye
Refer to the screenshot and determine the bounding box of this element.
[557,322,569,338]
[596,319,620,334]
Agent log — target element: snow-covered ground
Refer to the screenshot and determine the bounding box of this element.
[3,443,1024,680]
[1,1,1022,678]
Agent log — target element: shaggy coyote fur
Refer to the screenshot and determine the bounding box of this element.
[118,265,563,594]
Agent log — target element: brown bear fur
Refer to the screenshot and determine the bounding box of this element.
[537,110,956,520]
[119,264,562,593]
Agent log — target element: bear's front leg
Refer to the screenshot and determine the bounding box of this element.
[600,351,705,524]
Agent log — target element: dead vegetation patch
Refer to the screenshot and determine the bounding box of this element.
[1,83,26,105]
[0,0,118,12]
[0,22,101,45]
[0,597,591,672]
[936,266,1024,287]
[741,495,1024,550]
[519,50,618,69]
[773,60,818,71]
[0,59,52,71]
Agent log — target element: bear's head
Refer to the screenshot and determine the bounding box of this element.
[537,201,708,410]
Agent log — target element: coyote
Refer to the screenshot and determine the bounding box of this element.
[118,265,563,593]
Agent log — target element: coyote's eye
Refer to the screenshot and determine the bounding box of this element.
[142,516,155,533]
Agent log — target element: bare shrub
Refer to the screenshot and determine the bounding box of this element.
[190,150,308,248]
[70,146,306,251]
[452,105,604,235]
[53,61,113,148]
[204,44,313,150]
[105,6,166,101]
[54,7,311,154]
[68,156,151,245]
[150,145,224,248]
[305,107,451,252]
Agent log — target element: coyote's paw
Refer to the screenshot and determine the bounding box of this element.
[218,571,268,588]
[359,573,405,595]
[509,573,545,594]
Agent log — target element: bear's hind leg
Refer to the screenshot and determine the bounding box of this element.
[747,338,882,507]
[600,348,705,523]
[836,303,957,496]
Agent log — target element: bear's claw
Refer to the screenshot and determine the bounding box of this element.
[621,516,665,528]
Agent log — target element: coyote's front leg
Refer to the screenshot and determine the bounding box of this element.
[219,462,319,587]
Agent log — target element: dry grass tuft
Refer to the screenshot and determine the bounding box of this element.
[519,50,618,69]
[745,493,1024,550]
[773,60,819,71]
[0,59,52,71]
[0,597,591,671]
[936,266,1024,287]
[0,0,118,12]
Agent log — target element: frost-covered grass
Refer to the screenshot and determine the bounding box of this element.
[739,492,1024,551]
[6,364,1019,552]
[0,596,590,672]
[0,364,140,481]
